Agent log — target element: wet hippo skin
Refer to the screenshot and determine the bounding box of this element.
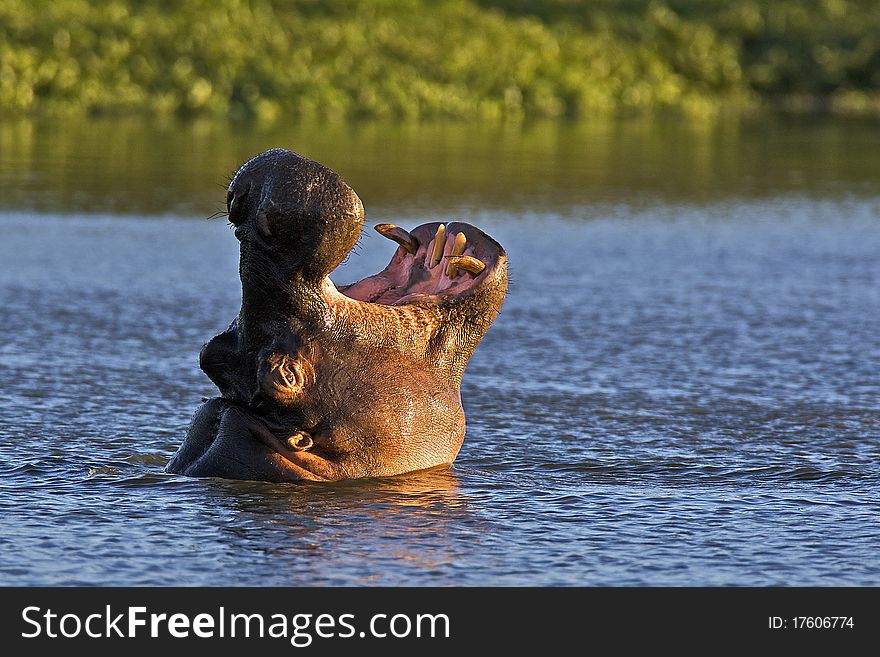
[166,149,508,482]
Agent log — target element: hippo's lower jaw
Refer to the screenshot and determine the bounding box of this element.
[166,149,507,483]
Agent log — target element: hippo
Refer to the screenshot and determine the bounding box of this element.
[166,148,507,482]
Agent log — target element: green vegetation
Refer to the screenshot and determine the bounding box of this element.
[1,0,879,121]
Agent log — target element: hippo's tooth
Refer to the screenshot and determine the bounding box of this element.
[430,224,446,268]
[287,431,313,451]
[255,208,272,239]
[374,223,419,255]
[444,255,485,276]
[446,232,467,277]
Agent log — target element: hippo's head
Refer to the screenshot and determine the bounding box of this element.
[166,149,507,482]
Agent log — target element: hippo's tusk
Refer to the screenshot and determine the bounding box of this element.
[446,232,467,277]
[287,431,314,451]
[429,224,446,268]
[374,223,419,255]
[444,255,485,276]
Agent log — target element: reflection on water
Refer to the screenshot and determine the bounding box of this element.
[197,468,472,585]
[0,117,878,585]
[211,466,467,519]
[2,116,880,218]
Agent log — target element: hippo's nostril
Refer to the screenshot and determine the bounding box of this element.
[255,207,272,239]
[227,183,250,226]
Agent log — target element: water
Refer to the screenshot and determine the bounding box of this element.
[0,117,878,586]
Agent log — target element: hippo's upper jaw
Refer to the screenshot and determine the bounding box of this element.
[166,149,507,483]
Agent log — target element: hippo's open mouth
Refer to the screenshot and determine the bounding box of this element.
[340,222,494,305]
[166,149,507,483]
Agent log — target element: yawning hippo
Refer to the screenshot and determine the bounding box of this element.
[166,149,508,482]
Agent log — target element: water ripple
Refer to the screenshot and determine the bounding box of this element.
[1,201,879,585]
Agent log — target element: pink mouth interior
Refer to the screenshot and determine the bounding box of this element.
[340,223,492,305]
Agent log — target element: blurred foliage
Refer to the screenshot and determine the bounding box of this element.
[1,0,878,121]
